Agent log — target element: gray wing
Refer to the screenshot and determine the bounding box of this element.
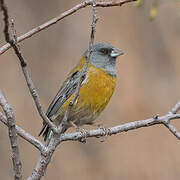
[38,70,83,137]
[47,70,82,118]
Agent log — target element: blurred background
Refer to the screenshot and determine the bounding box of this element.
[0,0,180,179]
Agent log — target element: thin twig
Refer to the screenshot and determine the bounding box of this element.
[56,0,98,134]
[0,0,58,134]
[164,123,180,140]
[0,90,22,180]
[27,134,57,180]
[0,0,136,55]
[0,112,47,153]
[170,101,180,114]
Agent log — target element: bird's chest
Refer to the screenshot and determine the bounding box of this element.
[76,66,116,113]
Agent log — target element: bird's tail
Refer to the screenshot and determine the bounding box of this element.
[39,123,68,142]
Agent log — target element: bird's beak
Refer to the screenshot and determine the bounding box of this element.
[110,48,124,58]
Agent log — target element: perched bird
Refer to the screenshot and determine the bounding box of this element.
[39,43,123,141]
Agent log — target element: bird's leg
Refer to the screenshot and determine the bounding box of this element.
[69,121,79,130]
[98,124,109,142]
[69,121,87,143]
[69,121,85,132]
[86,121,108,142]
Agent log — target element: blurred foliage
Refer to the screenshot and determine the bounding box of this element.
[149,0,160,20]
[136,0,160,20]
[135,0,178,20]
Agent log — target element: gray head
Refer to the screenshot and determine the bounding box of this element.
[83,43,123,76]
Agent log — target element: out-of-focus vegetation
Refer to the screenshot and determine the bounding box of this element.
[136,0,179,20]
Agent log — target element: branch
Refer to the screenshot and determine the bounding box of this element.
[0,0,47,154]
[27,135,57,180]
[0,0,136,55]
[28,101,180,180]
[0,0,58,134]
[28,1,98,179]
[56,0,98,134]
[170,101,180,114]
[0,112,47,153]
[0,90,22,180]
[58,111,180,144]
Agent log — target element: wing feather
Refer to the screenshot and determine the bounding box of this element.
[46,71,81,117]
[38,70,82,137]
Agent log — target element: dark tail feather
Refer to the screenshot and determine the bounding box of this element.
[38,124,51,142]
[39,123,68,142]
[42,125,50,142]
[38,123,50,142]
[38,124,47,137]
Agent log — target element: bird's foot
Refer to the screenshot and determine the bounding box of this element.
[98,124,109,142]
[88,122,108,142]
[69,121,87,143]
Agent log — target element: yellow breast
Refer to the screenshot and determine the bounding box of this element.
[76,64,116,114]
[62,62,116,115]
[53,57,116,125]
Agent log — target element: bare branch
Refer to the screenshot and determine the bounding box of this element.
[164,123,180,140]
[0,112,47,153]
[0,0,48,154]
[27,155,51,180]
[170,101,180,114]
[21,68,58,133]
[27,135,57,180]
[28,1,99,179]
[0,0,136,55]
[28,101,180,179]
[0,0,58,134]
[56,0,98,134]
[0,90,22,180]
[58,111,180,143]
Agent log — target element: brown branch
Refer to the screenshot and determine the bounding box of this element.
[0,89,22,180]
[0,112,47,153]
[0,0,136,55]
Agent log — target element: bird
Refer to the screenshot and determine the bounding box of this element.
[39,43,124,142]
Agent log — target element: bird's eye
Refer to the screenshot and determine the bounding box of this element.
[100,48,109,54]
